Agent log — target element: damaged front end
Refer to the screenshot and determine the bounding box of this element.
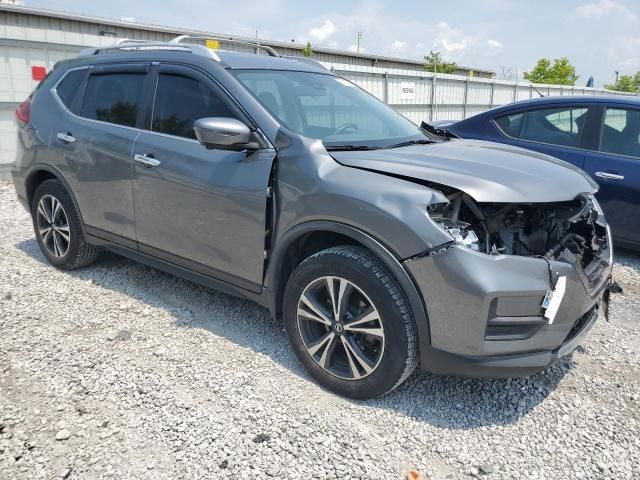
[427,188,612,293]
[405,185,613,375]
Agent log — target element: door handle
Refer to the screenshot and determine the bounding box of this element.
[134,153,161,168]
[595,171,624,181]
[56,132,76,144]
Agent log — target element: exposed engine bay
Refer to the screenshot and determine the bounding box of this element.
[429,188,610,271]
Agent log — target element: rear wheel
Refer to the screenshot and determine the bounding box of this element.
[283,245,418,399]
[31,179,99,269]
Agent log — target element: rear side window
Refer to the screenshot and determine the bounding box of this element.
[495,107,588,148]
[601,108,640,159]
[152,73,237,139]
[56,69,85,109]
[80,73,145,127]
[494,112,524,138]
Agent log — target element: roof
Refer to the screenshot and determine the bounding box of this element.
[0,3,494,75]
[484,94,640,114]
[509,94,639,105]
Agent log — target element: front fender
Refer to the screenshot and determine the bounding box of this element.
[274,134,452,259]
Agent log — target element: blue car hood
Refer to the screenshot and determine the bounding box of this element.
[331,139,598,203]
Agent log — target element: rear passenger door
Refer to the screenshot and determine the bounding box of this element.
[55,63,149,246]
[487,105,591,169]
[131,64,275,290]
[583,105,640,245]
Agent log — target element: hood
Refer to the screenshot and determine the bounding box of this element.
[331,139,598,203]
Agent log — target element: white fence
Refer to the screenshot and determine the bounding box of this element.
[324,62,635,125]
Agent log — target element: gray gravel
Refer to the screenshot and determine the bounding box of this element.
[1,181,639,480]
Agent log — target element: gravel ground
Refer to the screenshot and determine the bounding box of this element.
[1,181,639,480]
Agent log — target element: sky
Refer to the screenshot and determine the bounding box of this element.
[20,0,640,87]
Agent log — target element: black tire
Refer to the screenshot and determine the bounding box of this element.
[283,245,418,399]
[31,179,99,270]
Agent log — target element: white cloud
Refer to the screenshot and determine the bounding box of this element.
[433,22,471,58]
[575,0,636,20]
[309,19,337,41]
[609,35,640,70]
[485,39,504,55]
[391,40,406,50]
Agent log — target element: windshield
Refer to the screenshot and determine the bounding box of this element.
[233,69,428,149]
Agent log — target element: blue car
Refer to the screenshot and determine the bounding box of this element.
[435,95,640,249]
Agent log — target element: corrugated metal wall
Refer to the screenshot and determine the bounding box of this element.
[0,8,635,179]
[326,64,633,125]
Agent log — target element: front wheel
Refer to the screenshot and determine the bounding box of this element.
[283,246,418,399]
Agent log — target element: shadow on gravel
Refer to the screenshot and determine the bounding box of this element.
[17,238,573,429]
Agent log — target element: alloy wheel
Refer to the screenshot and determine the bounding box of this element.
[36,195,71,258]
[296,276,385,380]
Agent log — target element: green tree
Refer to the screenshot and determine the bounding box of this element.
[302,41,314,58]
[423,50,456,74]
[605,73,640,92]
[523,57,579,86]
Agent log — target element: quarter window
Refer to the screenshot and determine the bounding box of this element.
[495,107,588,148]
[152,73,237,140]
[601,108,640,159]
[56,69,85,109]
[80,72,145,127]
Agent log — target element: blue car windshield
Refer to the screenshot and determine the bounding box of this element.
[233,69,428,148]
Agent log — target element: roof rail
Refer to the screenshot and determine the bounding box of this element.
[80,40,221,61]
[281,55,328,71]
[170,35,280,57]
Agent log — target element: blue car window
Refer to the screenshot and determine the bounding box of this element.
[601,108,640,159]
[495,107,587,149]
[495,112,524,137]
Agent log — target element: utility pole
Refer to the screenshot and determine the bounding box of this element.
[356,32,363,53]
[615,70,619,84]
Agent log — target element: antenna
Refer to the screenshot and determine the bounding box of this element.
[530,84,545,97]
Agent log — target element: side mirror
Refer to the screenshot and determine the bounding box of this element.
[193,117,255,150]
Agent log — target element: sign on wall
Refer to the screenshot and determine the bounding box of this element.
[399,81,416,102]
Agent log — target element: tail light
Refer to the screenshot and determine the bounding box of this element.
[15,99,31,124]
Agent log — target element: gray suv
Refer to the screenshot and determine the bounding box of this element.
[12,37,613,399]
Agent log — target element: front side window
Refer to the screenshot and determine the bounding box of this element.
[80,72,145,127]
[152,73,237,140]
[601,108,640,159]
[495,106,588,148]
[233,70,424,148]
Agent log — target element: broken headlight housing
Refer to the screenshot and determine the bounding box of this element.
[433,218,480,251]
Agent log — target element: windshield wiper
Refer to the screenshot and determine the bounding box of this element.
[324,145,381,151]
[385,139,435,149]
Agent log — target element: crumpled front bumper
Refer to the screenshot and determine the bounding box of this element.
[404,243,612,377]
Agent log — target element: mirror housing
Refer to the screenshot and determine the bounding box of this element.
[193,117,255,150]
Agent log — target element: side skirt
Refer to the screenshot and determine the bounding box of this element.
[86,232,273,313]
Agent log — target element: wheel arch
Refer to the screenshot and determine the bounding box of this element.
[25,164,88,236]
[267,220,431,346]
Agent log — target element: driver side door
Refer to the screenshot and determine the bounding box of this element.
[131,64,275,290]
